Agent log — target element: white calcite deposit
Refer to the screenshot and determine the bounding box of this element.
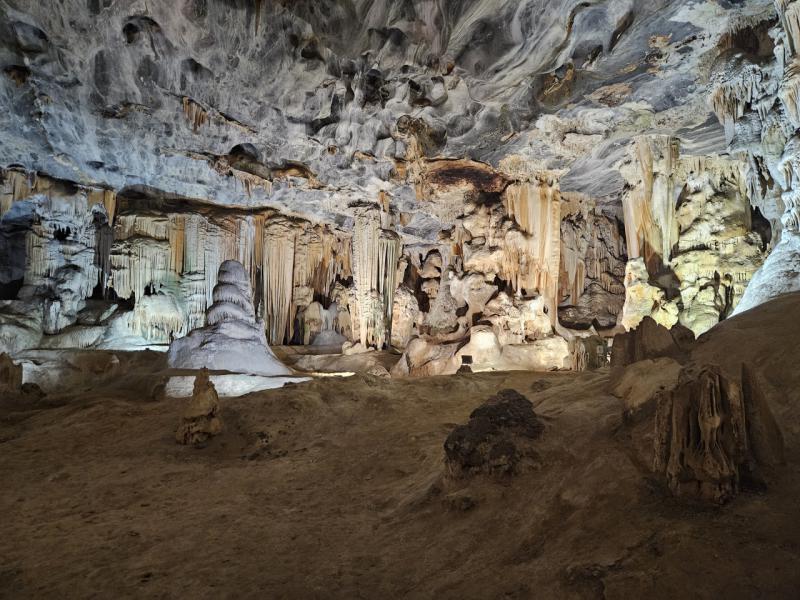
[167,260,291,377]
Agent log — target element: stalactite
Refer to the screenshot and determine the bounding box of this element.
[503,178,560,235]
[253,0,267,35]
[109,237,172,300]
[94,221,113,290]
[352,209,402,348]
[622,136,681,268]
[182,96,208,132]
[115,214,170,241]
[212,158,272,197]
[500,181,562,324]
[262,218,297,345]
[129,293,187,342]
[87,189,117,224]
[0,169,38,217]
[778,0,800,56]
[710,65,777,143]
[169,214,186,275]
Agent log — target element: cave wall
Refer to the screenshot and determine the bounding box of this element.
[0,0,798,372]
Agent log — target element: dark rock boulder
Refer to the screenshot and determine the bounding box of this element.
[444,389,544,477]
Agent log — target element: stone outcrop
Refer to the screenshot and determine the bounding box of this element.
[175,369,223,447]
[168,260,291,377]
[444,389,544,477]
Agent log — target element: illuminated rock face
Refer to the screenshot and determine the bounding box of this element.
[619,139,767,336]
[0,0,798,369]
[167,260,291,377]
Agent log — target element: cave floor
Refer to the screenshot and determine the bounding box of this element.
[1,366,799,599]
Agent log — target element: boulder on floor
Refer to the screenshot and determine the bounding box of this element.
[444,389,544,477]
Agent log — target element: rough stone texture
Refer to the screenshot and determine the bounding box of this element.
[733,232,800,315]
[610,317,693,372]
[444,388,544,477]
[0,0,744,220]
[175,368,223,446]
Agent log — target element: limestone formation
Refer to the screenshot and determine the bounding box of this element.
[0,0,798,377]
[610,317,694,372]
[175,369,224,447]
[168,260,291,377]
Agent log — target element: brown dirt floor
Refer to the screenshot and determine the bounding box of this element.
[2,294,800,599]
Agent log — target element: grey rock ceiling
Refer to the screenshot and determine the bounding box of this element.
[0,0,772,238]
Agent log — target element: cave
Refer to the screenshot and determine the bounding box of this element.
[1,1,800,597]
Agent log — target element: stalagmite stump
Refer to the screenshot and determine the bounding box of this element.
[444,389,544,477]
[653,364,784,504]
[176,369,223,447]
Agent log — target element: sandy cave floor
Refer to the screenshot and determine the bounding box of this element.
[1,360,800,599]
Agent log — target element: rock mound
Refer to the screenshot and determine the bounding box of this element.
[611,317,694,370]
[444,389,544,477]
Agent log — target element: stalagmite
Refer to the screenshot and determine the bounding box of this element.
[175,368,224,446]
[168,260,292,376]
[653,364,783,503]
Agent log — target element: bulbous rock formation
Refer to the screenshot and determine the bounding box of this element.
[168,260,291,377]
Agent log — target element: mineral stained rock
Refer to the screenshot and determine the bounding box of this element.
[175,368,223,447]
[167,260,291,377]
[444,389,544,477]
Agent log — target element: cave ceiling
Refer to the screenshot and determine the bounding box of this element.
[0,0,774,241]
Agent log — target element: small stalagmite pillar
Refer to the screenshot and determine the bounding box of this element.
[175,368,223,447]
